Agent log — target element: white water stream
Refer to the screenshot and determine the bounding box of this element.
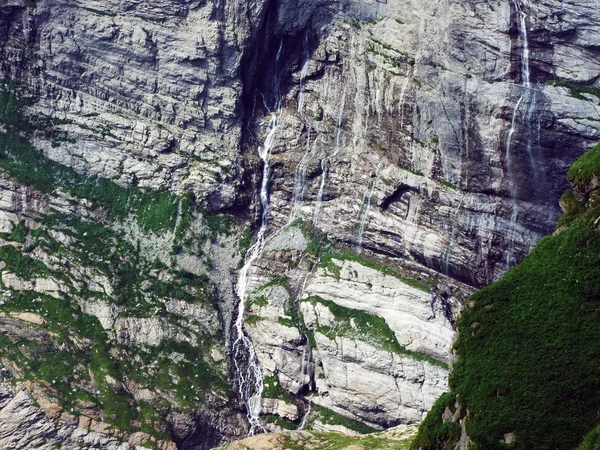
[355,163,382,254]
[232,40,283,436]
[313,87,346,226]
[505,0,536,265]
[505,0,531,180]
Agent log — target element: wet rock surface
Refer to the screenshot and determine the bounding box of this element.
[0,0,599,447]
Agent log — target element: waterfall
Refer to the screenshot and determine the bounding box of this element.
[232,38,284,436]
[504,0,538,267]
[355,163,382,254]
[313,86,347,226]
[443,193,467,276]
[297,31,310,115]
[299,400,313,430]
[505,0,532,175]
[290,131,319,222]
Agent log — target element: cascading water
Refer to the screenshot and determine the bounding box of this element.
[355,163,382,254]
[443,193,467,276]
[232,38,284,436]
[313,86,347,226]
[504,0,538,266]
[505,0,532,184]
[290,35,317,222]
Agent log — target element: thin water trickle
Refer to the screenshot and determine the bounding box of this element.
[290,131,319,222]
[443,194,467,276]
[313,86,346,226]
[297,31,310,115]
[355,163,382,254]
[504,0,538,267]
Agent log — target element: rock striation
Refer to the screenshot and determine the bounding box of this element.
[0,0,599,446]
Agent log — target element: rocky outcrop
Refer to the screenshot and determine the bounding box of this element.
[1,0,600,446]
[258,0,600,287]
[231,0,600,435]
[0,0,271,208]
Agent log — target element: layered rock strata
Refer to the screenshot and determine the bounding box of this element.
[0,0,599,446]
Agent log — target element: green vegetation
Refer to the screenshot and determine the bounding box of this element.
[262,374,294,403]
[568,141,600,186]
[414,143,600,449]
[0,83,180,234]
[314,104,324,121]
[0,80,237,443]
[319,247,431,293]
[248,295,268,309]
[399,164,425,176]
[577,425,600,450]
[311,405,378,434]
[441,180,458,190]
[278,317,296,328]
[303,296,447,369]
[262,414,298,430]
[280,430,413,450]
[547,79,600,101]
[410,393,460,450]
[559,143,600,228]
[245,314,263,325]
[449,221,600,449]
[238,225,252,254]
[288,219,320,255]
[0,244,50,278]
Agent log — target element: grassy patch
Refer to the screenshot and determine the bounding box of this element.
[245,314,263,325]
[0,80,233,440]
[0,245,50,279]
[441,180,457,190]
[0,81,183,234]
[278,317,296,328]
[319,248,430,293]
[288,219,319,255]
[547,79,600,101]
[263,414,298,430]
[568,141,600,186]
[311,405,377,434]
[262,374,294,403]
[303,296,447,369]
[446,220,600,449]
[410,392,460,450]
[281,431,413,450]
[399,165,424,176]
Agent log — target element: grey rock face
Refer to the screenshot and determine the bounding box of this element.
[254,0,600,287]
[1,0,600,445]
[232,0,600,434]
[1,0,269,208]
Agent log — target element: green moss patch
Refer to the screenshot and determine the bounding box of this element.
[319,248,430,293]
[303,296,447,369]
[311,405,378,434]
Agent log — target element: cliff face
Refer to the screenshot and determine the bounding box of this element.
[0,0,599,447]
[411,143,600,450]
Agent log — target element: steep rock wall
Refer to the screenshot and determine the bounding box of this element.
[0,0,599,446]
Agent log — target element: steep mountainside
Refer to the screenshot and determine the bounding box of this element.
[0,0,599,448]
[411,142,600,450]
